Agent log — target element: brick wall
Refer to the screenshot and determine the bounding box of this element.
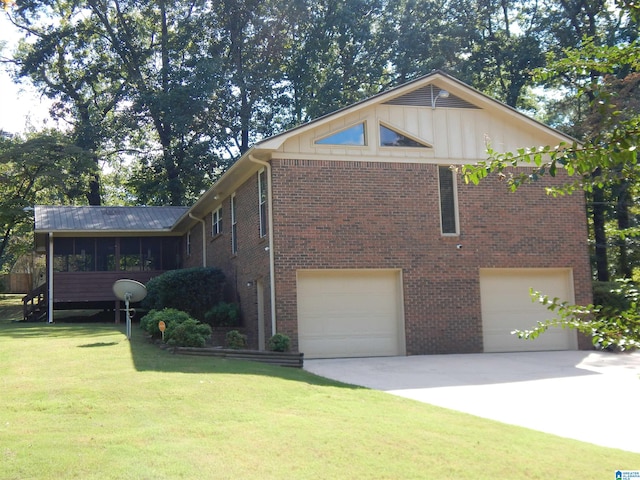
[270,158,592,354]
[184,172,272,349]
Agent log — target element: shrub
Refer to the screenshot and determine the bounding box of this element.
[204,302,240,327]
[140,308,194,339]
[166,319,212,348]
[225,330,247,349]
[268,333,290,352]
[142,267,226,321]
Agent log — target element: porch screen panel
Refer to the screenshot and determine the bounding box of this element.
[53,238,74,272]
[161,238,181,270]
[96,238,116,271]
[141,238,162,270]
[73,238,95,271]
[120,237,142,271]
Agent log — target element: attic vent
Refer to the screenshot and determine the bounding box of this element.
[384,85,479,109]
[104,209,119,216]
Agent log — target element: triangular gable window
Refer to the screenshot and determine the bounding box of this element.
[315,123,365,146]
[380,125,430,148]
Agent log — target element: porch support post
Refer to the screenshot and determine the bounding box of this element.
[115,300,121,324]
[47,232,54,324]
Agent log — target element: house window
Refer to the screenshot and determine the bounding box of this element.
[438,166,459,235]
[231,193,238,254]
[212,207,222,236]
[380,124,430,148]
[315,122,366,146]
[186,230,192,256]
[258,169,267,237]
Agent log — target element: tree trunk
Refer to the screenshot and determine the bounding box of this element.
[592,184,609,281]
[615,179,632,278]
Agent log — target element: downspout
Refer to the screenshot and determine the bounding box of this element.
[48,232,54,323]
[249,155,277,335]
[188,213,207,268]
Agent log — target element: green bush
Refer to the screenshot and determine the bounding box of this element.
[267,333,290,352]
[225,330,247,349]
[166,319,212,348]
[204,302,240,327]
[142,267,226,321]
[140,308,194,339]
[140,308,212,347]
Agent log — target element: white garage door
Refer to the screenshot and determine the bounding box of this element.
[480,269,578,353]
[297,269,405,359]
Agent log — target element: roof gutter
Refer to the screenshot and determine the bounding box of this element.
[249,154,277,336]
[188,213,206,268]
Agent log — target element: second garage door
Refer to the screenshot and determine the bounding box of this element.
[480,268,578,353]
[297,269,405,359]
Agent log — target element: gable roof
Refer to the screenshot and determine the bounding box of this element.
[35,205,189,233]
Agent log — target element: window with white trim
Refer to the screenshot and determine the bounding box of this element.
[231,193,238,254]
[258,169,267,237]
[211,206,222,236]
[438,166,459,235]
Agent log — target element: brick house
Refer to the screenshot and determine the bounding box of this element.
[31,71,592,357]
[174,71,592,357]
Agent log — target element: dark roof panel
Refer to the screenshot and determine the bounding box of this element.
[35,206,189,232]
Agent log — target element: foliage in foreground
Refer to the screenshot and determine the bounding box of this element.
[464,3,640,349]
[515,280,640,351]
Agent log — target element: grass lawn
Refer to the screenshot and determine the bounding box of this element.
[1,296,638,479]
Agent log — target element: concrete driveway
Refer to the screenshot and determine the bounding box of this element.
[304,350,640,453]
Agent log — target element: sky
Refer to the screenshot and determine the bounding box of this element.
[0,13,52,135]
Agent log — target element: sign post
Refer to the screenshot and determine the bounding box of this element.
[158,320,166,342]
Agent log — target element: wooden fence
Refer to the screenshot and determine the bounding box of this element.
[0,273,32,294]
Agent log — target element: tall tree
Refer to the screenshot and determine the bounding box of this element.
[287,0,390,122]
[9,0,228,205]
[0,131,95,269]
[535,0,639,281]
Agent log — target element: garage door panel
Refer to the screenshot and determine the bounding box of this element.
[297,270,405,359]
[481,269,578,353]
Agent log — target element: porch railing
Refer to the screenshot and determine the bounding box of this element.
[22,283,47,322]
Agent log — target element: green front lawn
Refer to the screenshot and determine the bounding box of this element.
[0,309,638,479]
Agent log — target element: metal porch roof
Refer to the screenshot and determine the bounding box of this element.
[34,205,189,232]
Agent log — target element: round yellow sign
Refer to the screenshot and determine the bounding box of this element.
[158,320,166,332]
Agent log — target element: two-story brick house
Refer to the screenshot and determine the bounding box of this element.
[172,70,592,358]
